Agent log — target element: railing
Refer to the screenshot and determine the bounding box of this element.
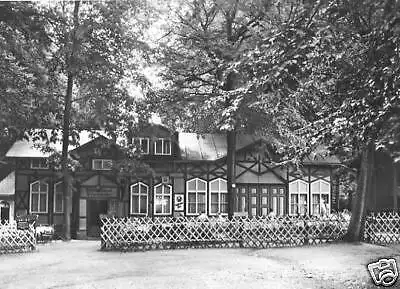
[0,221,36,254]
[100,214,350,251]
[364,212,400,245]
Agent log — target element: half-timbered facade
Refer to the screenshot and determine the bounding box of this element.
[5,126,341,238]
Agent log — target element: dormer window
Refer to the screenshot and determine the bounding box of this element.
[30,158,49,169]
[133,137,149,155]
[92,159,113,170]
[154,138,171,155]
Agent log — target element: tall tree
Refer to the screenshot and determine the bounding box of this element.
[240,0,400,240]
[52,0,152,239]
[0,2,61,140]
[2,1,154,239]
[150,0,311,216]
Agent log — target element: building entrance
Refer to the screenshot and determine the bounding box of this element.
[87,200,108,237]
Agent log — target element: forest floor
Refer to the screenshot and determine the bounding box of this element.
[1,240,399,289]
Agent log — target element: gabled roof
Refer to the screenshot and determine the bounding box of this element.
[0,166,14,195]
[178,133,341,165]
[5,130,109,158]
[5,129,341,166]
[178,133,261,161]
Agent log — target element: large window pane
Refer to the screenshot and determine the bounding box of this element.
[188,180,196,191]
[155,140,162,154]
[197,193,206,203]
[32,183,39,192]
[39,193,47,212]
[209,179,227,215]
[131,195,139,213]
[220,204,228,213]
[189,203,196,213]
[198,180,206,191]
[188,193,196,203]
[211,204,218,214]
[31,194,39,212]
[220,180,227,191]
[187,179,207,215]
[40,183,47,192]
[164,196,171,214]
[155,204,162,214]
[163,139,171,154]
[154,184,172,215]
[210,181,219,191]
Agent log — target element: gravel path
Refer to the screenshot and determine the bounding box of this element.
[1,241,399,289]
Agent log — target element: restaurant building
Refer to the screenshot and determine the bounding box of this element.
[4,125,341,238]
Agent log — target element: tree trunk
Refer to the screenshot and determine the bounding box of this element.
[227,130,236,218]
[344,142,375,242]
[62,0,80,240]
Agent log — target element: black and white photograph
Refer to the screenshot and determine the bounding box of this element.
[0,0,399,288]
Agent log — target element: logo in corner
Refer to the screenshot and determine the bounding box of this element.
[368,258,398,287]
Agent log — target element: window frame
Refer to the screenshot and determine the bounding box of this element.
[133,137,150,155]
[130,182,149,215]
[154,138,172,155]
[288,180,309,216]
[310,180,331,215]
[186,178,207,216]
[92,159,113,171]
[30,180,48,214]
[209,178,228,216]
[153,183,173,216]
[30,158,49,169]
[53,181,64,214]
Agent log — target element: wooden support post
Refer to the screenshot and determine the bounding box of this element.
[227,130,236,219]
[393,162,398,211]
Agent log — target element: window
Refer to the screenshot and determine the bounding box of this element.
[289,180,309,215]
[30,181,48,213]
[209,178,228,215]
[92,159,113,170]
[311,180,330,215]
[186,178,207,215]
[271,187,286,216]
[154,183,172,215]
[133,138,149,154]
[154,138,171,155]
[130,182,148,215]
[54,182,63,213]
[30,158,49,169]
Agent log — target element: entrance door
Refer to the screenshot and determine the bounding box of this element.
[87,200,108,237]
[235,184,286,217]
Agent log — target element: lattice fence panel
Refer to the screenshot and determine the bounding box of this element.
[101,214,350,251]
[364,212,400,245]
[0,221,36,254]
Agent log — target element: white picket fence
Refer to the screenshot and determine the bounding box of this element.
[0,221,36,253]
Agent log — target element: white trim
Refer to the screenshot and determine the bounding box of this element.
[92,159,113,170]
[130,182,149,215]
[208,178,228,216]
[30,180,48,214]
[53,181,64,213]
[288,180,309,216]
[310,180,331,215]
[154,138,172,155]
[186,178,207,216]
[30,158,49,169]
[153,183,173,215]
